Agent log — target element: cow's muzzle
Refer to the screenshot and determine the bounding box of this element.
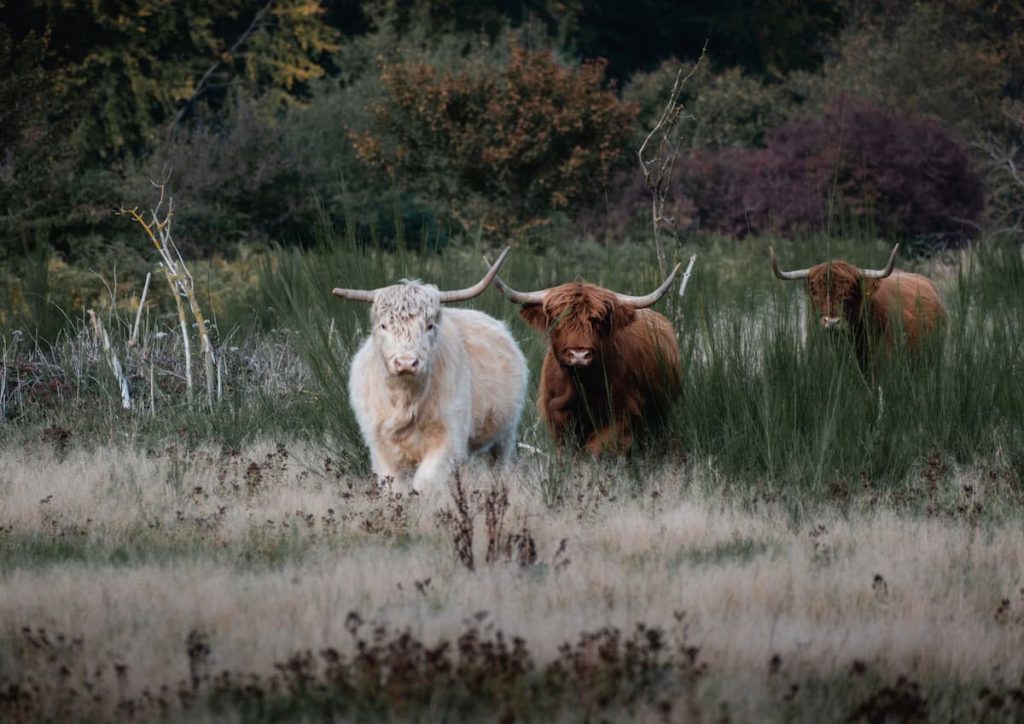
[391,353,422,375]
[819,315,843,331]
[563,348,594,367]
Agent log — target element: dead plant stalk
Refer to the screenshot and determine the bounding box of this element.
[129,272,151,348]
[118,176,215,407]
[88,309,131,410]
[637,44,706,278]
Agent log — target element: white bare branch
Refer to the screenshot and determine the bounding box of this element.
[637,43,707,277]
[117,170,216,407]
[678,254,697,299]
[89,309,131,410]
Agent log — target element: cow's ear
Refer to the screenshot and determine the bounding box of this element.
[613,304,636,329]
[519,304,549,331]
[862,277,882,298]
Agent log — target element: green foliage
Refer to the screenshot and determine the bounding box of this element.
[0,23,77,261]
[626,59,797,150]
[0,26,49,151]
[3,0,1023,260]
[3,226,1023,507]
[352,45,638,241]
[778,1,1024,235]
[0,0,338,260]
[2,0,338,162]
[129,95,312,253]
[787,3,1010,138]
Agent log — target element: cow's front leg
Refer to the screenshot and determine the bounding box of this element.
[369,447,406,492]
[585,420,633,456]
[412,434,465,494]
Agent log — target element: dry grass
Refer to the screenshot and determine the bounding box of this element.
[1,442,1022,720]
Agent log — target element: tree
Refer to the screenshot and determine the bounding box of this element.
[0,0,338,258]
[0,0,338,162]
[352,46,637,241]
[570,0,841,79]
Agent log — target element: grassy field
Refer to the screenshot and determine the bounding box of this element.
[1,230,1023,720]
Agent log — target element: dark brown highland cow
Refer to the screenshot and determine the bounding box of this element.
[493,266,683,455]
[770,244,945,378]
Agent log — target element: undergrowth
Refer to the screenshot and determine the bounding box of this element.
[1,224,1022,508]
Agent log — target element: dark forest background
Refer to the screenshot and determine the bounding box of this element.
[1,0,1021,269]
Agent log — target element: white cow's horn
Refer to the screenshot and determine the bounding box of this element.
[437,247,511,303]
[331,286,377,302]
[332,246,512,303]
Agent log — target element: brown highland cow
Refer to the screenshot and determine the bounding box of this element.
[493,265,684,455]
[770,244,945,378]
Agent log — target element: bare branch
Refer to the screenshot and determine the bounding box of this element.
[129,272,152,349]
[678,254,697,300]
[637,43,707,277]
[119,174,216,407]
[972,111,1024,235]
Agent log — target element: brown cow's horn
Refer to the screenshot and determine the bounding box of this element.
[769,246,811,280]
[861,244,899,279]
[483,255,548,305]
[437,246,511,302]
[613,263,681,308]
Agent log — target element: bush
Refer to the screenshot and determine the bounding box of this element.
[783,2,1021,235]
[586,58,797,242]
[677,101,984,243]
[129,96,312,254]
[351,45,638,241]
[0,1,340,262]
[625,58,796,150]
[788,3,1015,140]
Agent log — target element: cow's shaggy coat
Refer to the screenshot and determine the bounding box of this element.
[771,245,945,378]
[337,255,527,494]
[515,283,682,455]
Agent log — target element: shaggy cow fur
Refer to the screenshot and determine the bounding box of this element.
[803,260,945,374]
[347,282,527,493]
[518,283,682,455]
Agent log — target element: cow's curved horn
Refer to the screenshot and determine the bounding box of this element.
[769,246,811,280]
[613,263,681,308]
[331,286,377,302]
[483,254,549,305]
[861,244,899,279]
[437,246,512,303]
[332,247,512,304]
[492,274,548,305]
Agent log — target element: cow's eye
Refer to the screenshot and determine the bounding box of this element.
[380,323,387,331]
[426,322,435,331]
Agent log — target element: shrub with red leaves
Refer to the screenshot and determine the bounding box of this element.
[678,100,984,243]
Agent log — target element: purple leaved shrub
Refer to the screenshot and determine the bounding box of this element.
[594,100,983,244]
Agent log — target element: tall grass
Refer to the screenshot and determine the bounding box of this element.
[261,223,1023,500]
[680,241,1022,494]
[3,217,1021,503]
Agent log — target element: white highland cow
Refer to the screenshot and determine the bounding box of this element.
[333,249,527,493]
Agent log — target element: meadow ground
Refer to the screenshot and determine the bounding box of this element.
[2,443,1023,721]
[1,233,1023,720]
